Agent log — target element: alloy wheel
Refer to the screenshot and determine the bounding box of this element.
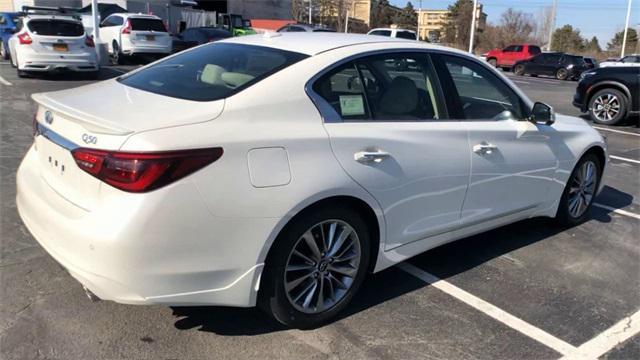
[592,94,620,122]
[567,160,597,218]
[556,68,568,80]
[284,220,361,314]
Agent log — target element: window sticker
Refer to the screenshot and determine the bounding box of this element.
[339,95,365,116]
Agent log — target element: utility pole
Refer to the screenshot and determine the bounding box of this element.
[418,0,422,41]
[547,0,557,51]
[468,0,478,53]
[91,0,100,40]
[345,11,349,33]
[308,0,312,24]
[621,0,633,57]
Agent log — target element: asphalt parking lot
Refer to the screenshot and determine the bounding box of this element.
[1,62,638,360]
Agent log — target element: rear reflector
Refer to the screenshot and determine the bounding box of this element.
[122,20,132,34]
[85,35,95,47]
[71,147,223,193]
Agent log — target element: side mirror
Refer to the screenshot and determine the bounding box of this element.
[528,102,555,125]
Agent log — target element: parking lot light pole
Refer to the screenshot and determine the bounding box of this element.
[468,0,478,53]
[91,0,100,41]
[308,0,312,24]
[621,0,633,57]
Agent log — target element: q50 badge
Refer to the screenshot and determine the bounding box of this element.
[82,134,97,144]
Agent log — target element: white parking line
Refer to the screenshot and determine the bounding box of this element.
[593,203,640,220]
[593,126,640,137]
[560,310,640,360]
[0,75,12,86]
[610,155,640,165]
[397,262,578,355]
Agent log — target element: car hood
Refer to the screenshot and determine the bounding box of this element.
[32,78,225,135]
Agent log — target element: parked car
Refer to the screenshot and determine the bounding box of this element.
[99,13,171,64]
[8,11,98,78]
[18,34,607,329]
[583,57,598,69]
[172,27,232,53]
[0,11,20,60]
[573,66,639,125]
[513,52,588,80]
[277,23,335,33]
[599,54,640,68]
[367,27,417,40]
[483,44,542,69]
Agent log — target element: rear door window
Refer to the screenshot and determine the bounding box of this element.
[27,19,84,36]
[396,31,416,40]
[130,18,166,32]
[119,43,308,101]
[369,30,391,37]
[529,46,541,54]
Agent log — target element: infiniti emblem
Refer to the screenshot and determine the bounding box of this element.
[44,111,53,124]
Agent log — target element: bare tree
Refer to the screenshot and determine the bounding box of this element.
[499,8,535,45]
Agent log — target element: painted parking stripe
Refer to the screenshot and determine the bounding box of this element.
[609,155,640,164]
[0,75,12,86]
[397,262,577,355]
[593,126,640,137]
[593,203,640,220]
[560,310,640,360]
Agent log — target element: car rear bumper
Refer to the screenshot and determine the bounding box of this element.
[16,144,276,307]
[18,51,99,72]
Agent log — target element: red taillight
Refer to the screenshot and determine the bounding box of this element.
[121,20,132,34]
[18,32,32,45]
[85,35,95,47]
[71,147,223,193]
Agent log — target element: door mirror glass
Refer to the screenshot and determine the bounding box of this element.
[528,102,555,125]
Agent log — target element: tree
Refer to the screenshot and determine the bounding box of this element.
[584,36,601,53]
[370,0,394,29]
[607,28,638,55]
[393,1,417,31]
[442,0,474,49]
[551,25,585,53]
[499,8,535,46]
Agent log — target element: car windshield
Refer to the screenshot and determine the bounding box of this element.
[119,43,308,101]
[130,18,166,32]
[27,19,84,36]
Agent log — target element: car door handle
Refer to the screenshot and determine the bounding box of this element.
[473,143,498,155]
[354,150,390,164]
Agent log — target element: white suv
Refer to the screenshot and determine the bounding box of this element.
[99,13,171,64]
[8,14,98,77]
[367,28,417,40]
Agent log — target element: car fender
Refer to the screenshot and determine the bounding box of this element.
[586,80,632,104]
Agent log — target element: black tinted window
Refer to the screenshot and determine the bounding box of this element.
[370,30,391,37]
[503,45,517,52]
[396,31,416,40]
[545,54,562,64]
[119,43,307,101]
[513,45,523,52]
[438,55,523,120]
[27,19,84,36]
[288,26,306,32]
[529,46,541,54]
[130,18,166,32]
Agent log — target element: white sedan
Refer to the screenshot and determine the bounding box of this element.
[17,33,607,328]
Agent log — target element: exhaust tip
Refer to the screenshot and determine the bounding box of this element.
[83,286,102,302]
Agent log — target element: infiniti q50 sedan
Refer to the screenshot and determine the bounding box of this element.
[17,33,607,328]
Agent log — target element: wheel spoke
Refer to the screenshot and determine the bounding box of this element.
[326,222,337,252]
[292,277,316,304]
[302,281,318,309]
[329,264,357,277]
[292,249,315,265]
[286,271,314,292]
[316,275,325,310]
[302,230,322,261]
[286,263,315,272]
[325,274,335,301]
[329,226,352,257]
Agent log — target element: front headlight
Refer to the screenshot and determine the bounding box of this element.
[579,71,596,81]
[566,64,574,69]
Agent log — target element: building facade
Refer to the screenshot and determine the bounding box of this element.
[416,4,486,42]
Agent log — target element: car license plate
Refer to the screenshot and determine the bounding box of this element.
[53,44,68,52]
[145,35,155,41]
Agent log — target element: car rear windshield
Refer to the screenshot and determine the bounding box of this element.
[130,18,166,32]
[568,56,585,65]
[27,19,84,36]
[119,43,308,101]
[396,31,416,40]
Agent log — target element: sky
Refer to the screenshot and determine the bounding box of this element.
[391,0,640,47]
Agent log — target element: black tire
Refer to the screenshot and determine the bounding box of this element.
[530,74,538,77]
[555,68,568,80]
[0,40,8,60]
[84,71,100,80]
[111,41,124,65]
[259,205,371,329]
[588,88,628,125]
[487,58,497,67]
[555,153,602,225]
[514,64,525,76]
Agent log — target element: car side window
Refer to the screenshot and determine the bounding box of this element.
[531,54,545,64]
[370,30,391,37]
[435,54,524,121]
[313,62,371,121]
[312,53,444,122]
[513,45,523,52]
[289,26,305,32]
[529,46,541,55]
[0,15,6,25]
[545,54,561,64]
[503,45,517,52]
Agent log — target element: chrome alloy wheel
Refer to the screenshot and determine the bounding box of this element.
[568,160,597,218]
[284,220,361,314]
[592,94,620,122]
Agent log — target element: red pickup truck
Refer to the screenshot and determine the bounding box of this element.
[483,44,542,69]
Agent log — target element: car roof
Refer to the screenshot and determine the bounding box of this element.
[23,14,80,22]
[220,32,426,55]
[109,13,162,20]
